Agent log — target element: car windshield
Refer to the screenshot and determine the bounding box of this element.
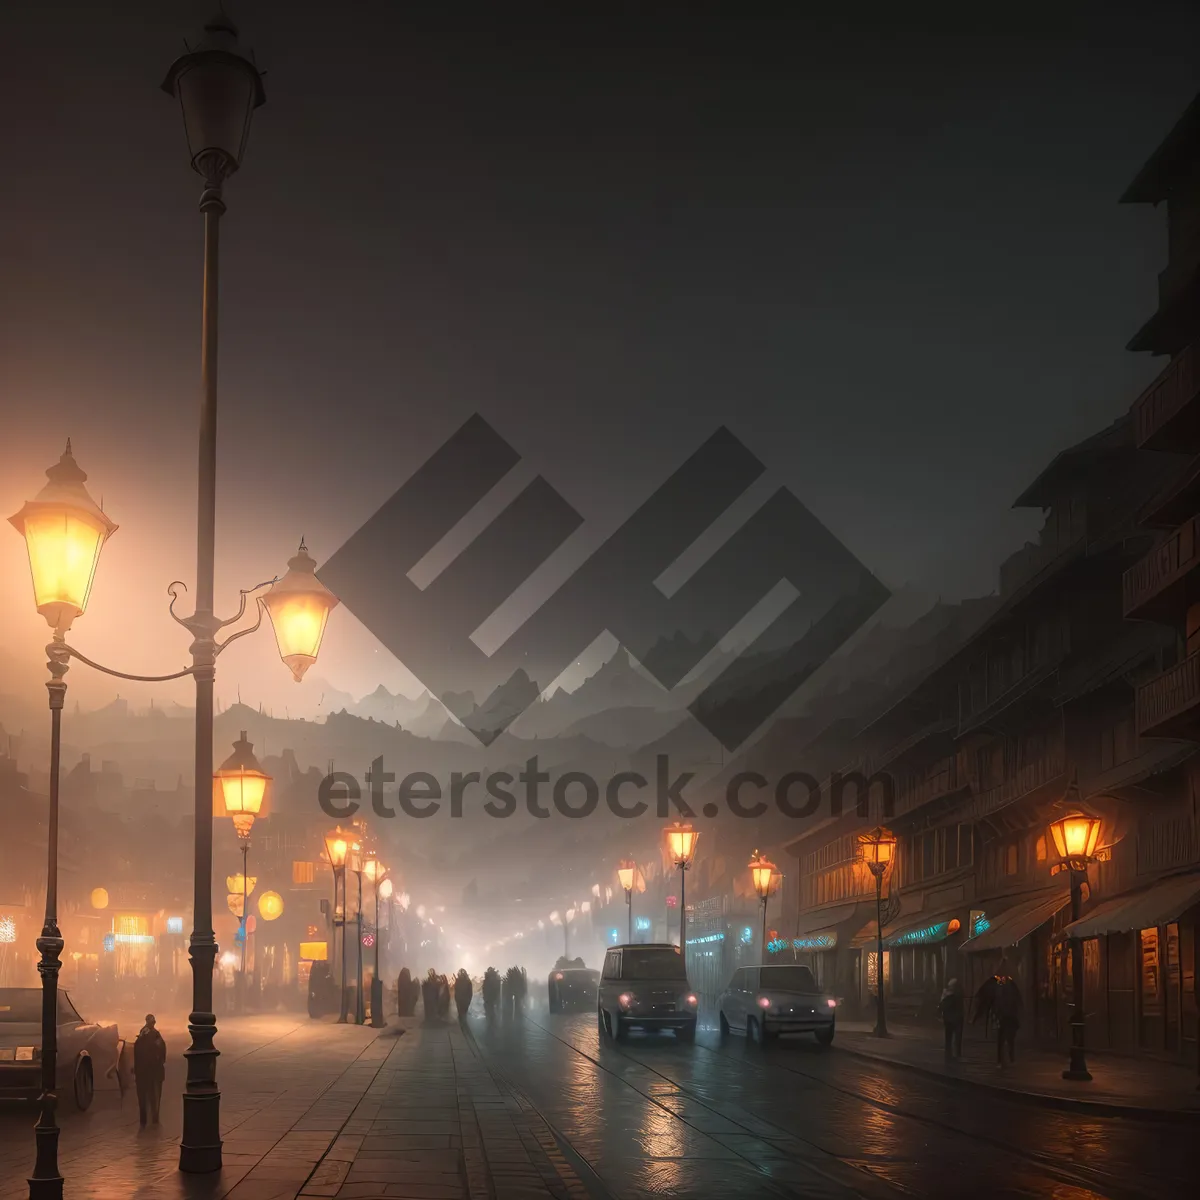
[622,948,686,980]
[760,965,819,993]
[0,990,41,1022]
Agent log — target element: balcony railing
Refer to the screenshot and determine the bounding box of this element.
[963,743,1066,823]
[1137,652,1200,738]
[894,755,961,817]
[1123,515,1200,621]
[1133,342,1200,451]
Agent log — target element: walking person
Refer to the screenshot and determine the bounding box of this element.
[992,959,1022,1069]
[454,968,473,1021]
[938,978,965,1060]
[133,1013,166,1126]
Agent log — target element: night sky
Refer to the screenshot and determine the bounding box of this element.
[2,1,1198,715]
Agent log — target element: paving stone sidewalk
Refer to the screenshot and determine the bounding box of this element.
[0,1016,591,1200]
[835,1019,1200,1117]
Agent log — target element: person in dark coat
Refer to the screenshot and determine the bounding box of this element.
[454,969,473,1021]
[938,978,965,1059]
[437,974,452,1017]
[992,959,1022,1068]
[132,1014,166,1126]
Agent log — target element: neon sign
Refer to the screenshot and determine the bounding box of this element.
[740,926,754,944]
[686,932,724,945]
[792,933,836,951]
[888,921,948,947]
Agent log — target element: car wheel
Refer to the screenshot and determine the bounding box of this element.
[614,1015,629,1042]
[677,1020,696,1044]
[719,1012,730,1041]
[72,1056,94,1111]
[815,1026,834,1047]
[747,1016,765,1046]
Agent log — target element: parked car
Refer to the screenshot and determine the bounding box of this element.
[597,943,697,1042]
[718,964,836,1046]
[0,988,122,1109]
[548,966,600,1013]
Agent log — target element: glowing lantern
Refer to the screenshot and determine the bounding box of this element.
[749,852,777,900]
[8,442,118,632]
[215,732,269,838]
[1049,812,1102,865]
[227,893,244,918]
[665,822,699,867]
[858,826,897,875]
[378,878,394,900]
[257,891,284,921]
[947,918,961,934]
[262,540,339,683]
[299,941,327,961]
[226,874,257,897]
[90,888,109,910]
[617,861,636,893]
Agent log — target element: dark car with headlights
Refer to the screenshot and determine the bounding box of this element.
[548,965,600,1013]
[0,988,121,1109]
[718,964,836,1046]
[597,943,697,1042]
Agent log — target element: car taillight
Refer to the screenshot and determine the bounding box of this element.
[757,996,771,1009]
[685,994,698,1006]
[554,972,564,980]
[826,998,837,1008]
[618,992,634,1008]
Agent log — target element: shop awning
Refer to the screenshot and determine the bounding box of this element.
[883,909,963,949]
[961,889,1069,953]
[1061,871,1200,940]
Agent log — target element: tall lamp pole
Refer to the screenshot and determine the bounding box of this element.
[617,862,635,944]
[324,830,350,1022]
[1049,802,1104,1082]
[665,824,699,955]
[858,827,895,1039]
[350,841,365,1025]
[365,856,389,1027]
[750,853,777,966]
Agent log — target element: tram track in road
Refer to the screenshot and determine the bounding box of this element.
[514,1012,1175,1200]
[685,1031,1189,1200]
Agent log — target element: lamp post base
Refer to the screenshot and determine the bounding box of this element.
[1062,1051,1092,1082]
[370,978,386,1028]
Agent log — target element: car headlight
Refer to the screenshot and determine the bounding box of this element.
[618,992,635,1009]
[15,1046,40,1062]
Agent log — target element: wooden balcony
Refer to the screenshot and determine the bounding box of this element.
[962,743,1067,824]
[894,755,962,817]
[1132,342,1200,452]
[1123,515,1200,621]
[1137,652,1200,738]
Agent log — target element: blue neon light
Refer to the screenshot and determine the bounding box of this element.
[635,917,652,932]
[972,913,990,936]
[686,932,725,945]
[609,928,620,943]
[792,933,836,951]
[888,921,948,947]
[102,933,115,953]
[741,926,754,944]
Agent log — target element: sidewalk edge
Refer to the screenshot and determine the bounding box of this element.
[835,1041,1200,1123]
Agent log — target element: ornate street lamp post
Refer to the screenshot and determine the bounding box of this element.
[858,826,895,1038]
[364,855,388,1027]
[617,861,635,944]
[216,733,269,979]
[749,852,777,966]
[8,442,115,1200]
[324,829,350,1022]
[348,840,365,1025]
[1049,804,1103,1082]
[665,823,699,952]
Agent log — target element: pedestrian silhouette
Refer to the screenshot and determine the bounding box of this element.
[133,1014,166,1126]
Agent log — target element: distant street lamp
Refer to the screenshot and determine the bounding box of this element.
[857,826,895,1038]
[348,840,365,1024]
[324,829,350,1022]
[216,733,269,977]
[665,823,699,951]
[1049,800,1103,1082]
[617,861,636,943]
[363,855,388,1027]
[749,852,777,965]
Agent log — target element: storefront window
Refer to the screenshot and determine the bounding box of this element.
[1140,927,1161,1017]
